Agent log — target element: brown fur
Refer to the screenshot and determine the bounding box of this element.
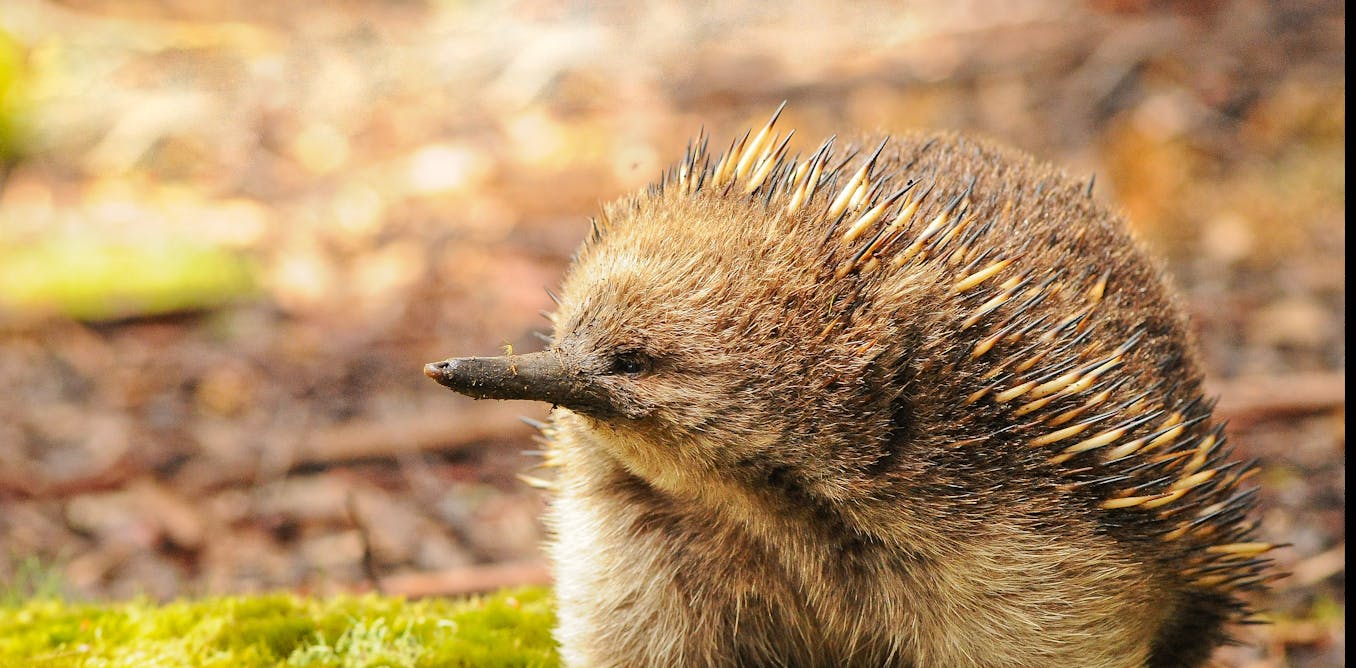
[445,125,1272,666]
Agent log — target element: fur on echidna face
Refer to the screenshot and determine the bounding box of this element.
[426,105,1276,667]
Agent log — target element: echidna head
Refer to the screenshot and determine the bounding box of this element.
[427,190,909,495]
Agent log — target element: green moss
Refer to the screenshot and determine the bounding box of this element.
[0,588,558,668]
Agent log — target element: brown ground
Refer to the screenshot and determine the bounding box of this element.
[0,1,1344,665]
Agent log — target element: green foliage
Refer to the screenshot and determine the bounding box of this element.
[0,587,558,668]
[0,239,257,322]
[0,28,29,163]
[0,557,66,607]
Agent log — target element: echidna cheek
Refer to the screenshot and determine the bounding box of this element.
[577,416,718,493]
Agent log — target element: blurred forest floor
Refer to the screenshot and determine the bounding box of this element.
[0,1,1344,666]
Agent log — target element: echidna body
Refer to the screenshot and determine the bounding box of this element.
[426,109,1273,667]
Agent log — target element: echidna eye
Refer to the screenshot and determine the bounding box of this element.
[609,351,651,376]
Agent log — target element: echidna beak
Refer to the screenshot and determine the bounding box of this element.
[424,350,616,417]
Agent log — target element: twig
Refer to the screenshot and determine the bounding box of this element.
[0,456,141,500]
[1208,371,1346,427]
[4,400,542,500]
[347,492,384,595]
[292,401,540,466]
[378,559,552,598]
[1290,542,1345,587]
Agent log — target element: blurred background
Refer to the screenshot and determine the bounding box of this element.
[0,0,1343,665]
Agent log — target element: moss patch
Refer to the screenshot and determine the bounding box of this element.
[0,587,557,667]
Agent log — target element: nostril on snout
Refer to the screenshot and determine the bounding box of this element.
[424,361,452,378]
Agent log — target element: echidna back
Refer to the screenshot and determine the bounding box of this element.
[626,124,1274,644]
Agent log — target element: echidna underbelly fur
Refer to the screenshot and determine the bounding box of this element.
[549,414,1176,668]
[530,109,1272,668]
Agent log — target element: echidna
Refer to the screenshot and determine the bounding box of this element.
[425,105,1275,668]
